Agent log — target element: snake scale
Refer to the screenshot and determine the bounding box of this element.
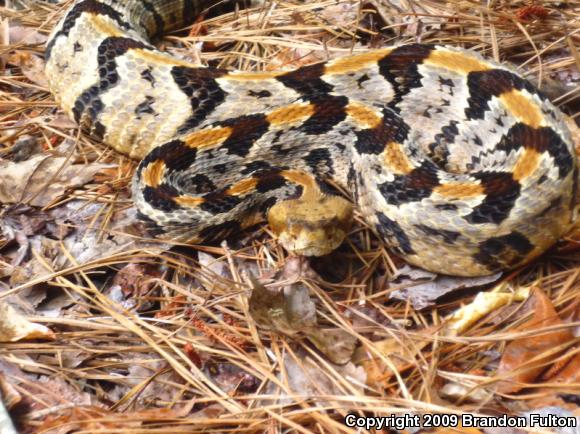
[45,0,577,276]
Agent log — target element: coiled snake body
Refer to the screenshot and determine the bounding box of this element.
[45,0,577,276]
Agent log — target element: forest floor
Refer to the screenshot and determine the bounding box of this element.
[0,0,579,433]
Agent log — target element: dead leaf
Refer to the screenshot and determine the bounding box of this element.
[306,328,358,365]
[36,376,93,408]
[37,404,193,434]
[6,135,41,161]
[496,288,575,394]
[45,114,78,130]
[318,1,359,28]
[0,153,112,207]
[0,373,21,410]
[445,285,530,336]
[105,354,183,406]
[207,361,260,394]
[440,379,492,403]
[265,350,366,407]
[0,301,55,342]
[368,0,444,38]
[549,352,580,385]
[7,51,48,87]
[265,47,327,71]
[354,327,435,388]
[1,199,167,293]
[9,25,47,45]
[110,262,161,298]
[526,393,580,412]
[248,271,317,335]
[8,236,60,287]
[390,265,502,310]
[197,250,230,290]
[248,258,357,364]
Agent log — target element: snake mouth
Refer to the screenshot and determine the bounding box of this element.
[277,224,349,257]
[267,195,353,256]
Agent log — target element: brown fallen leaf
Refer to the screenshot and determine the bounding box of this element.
[8,236,61,287]
[44,114,79,130]
[541,347,580,385]
[248,270,317,335]
[440,379,492,404]
[444,284,530,336]
[37,404,194,434]
[0,301,55,342]
[318,1,359,28]
[110,262,161,298]
[353,327,435,388]
[7,51,48,87]
[389,265,502,310]
[528,301,580,404]
[264,350,366,406]
[0,373,21,410]
[207,361,260,394]
[9,25,47,45]
[0,153,112,207]
[496,288,575,394]
[248,258,357,364]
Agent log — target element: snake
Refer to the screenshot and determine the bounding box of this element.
[44,0,577,276]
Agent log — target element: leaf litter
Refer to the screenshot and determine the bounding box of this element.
[0,0,579,432]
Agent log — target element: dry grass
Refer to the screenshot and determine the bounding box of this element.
[1,0,579,433]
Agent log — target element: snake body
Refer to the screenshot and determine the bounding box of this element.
[45,0,577,276]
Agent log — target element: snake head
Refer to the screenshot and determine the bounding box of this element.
[267,194,353,256]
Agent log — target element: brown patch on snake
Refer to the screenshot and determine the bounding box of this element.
[324,48,393,75]
[226,178,259,196]
[512,149,541,181]
[434,183,485,198]
[475,231,535,270]
[280,170,321,198]
[424,49,491,74]
[174,195,205,207]
[141,159,166,188]
[90,14,125,37]
[499,89,544,128]
[132,49,192,67]
[183,127,233,149]
[266,104,315,127]
[384,142,414,175]
[346,102,383,129]
[224,70,283,81]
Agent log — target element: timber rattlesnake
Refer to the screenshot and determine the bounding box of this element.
[45,0,577,276]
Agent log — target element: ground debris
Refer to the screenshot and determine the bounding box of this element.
[0,0,578,431]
